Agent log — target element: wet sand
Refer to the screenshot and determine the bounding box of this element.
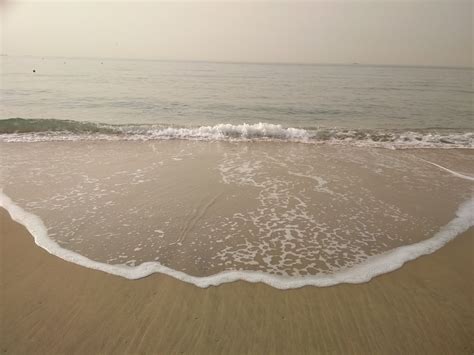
[0,208,472,354]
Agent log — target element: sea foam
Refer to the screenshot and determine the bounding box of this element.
[1,186,472,289]
[1,118,473,149]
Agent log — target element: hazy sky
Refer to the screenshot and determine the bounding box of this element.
[1,1,472,67]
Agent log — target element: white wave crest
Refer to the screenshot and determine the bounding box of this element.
[146,123,311,141]
[0,122,472,149]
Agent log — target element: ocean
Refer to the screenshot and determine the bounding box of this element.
[1,56,473,288]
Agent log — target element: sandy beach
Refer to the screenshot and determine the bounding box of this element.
[1,208,472,354]
[2,2,472,354]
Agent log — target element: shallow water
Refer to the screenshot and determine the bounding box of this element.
[1,141,472,284]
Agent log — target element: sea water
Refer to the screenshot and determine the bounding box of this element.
[0,56,473,288]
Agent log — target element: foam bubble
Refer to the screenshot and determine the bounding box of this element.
[1,189,472,289]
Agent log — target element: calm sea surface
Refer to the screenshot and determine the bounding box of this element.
[2,56,472,130]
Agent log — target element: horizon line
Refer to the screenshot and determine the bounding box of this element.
[2,53,472,70]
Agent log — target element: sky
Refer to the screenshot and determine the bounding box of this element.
[1,1,472,67]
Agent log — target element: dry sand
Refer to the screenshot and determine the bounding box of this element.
[0,208,472,354]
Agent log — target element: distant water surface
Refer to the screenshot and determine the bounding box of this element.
[2,56,472,130]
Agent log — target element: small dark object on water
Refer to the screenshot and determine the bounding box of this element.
[33,69,36,73]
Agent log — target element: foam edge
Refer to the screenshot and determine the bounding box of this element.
[0,190,472,289]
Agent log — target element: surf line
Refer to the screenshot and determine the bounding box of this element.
[417,158,474,182]
[0,187,473,289]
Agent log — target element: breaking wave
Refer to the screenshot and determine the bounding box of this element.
[0,118,473,149]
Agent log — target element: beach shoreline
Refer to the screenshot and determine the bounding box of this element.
[1,140,472,286]
[1,208,472,354]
